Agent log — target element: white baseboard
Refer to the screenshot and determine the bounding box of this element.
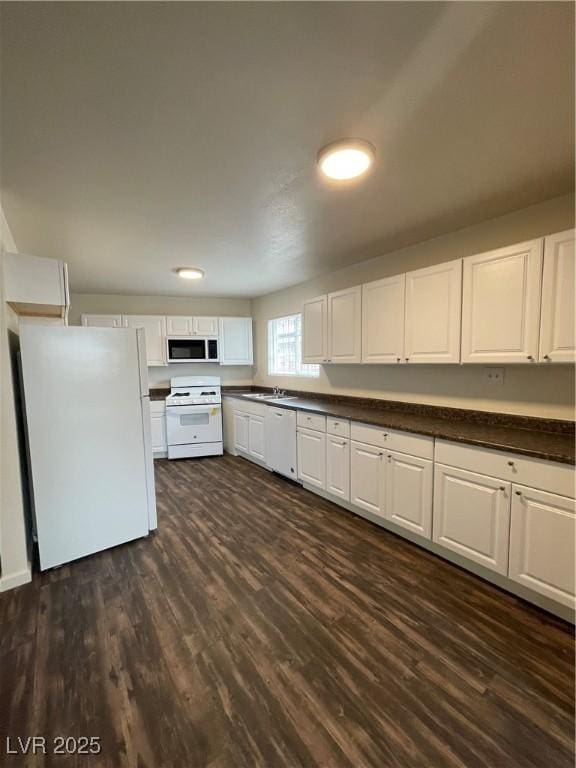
[0,564,32,592]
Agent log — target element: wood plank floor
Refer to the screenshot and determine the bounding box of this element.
[0,455,574,767]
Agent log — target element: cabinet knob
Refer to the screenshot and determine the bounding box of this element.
[499,486,506,491]
[396,357,401,363]
[378,452,384,457]
[515,490,522,496]
[382,433,388,438]
[527,355,534,361]
[405,357,410,362]
[507,461,514,467]
[543,354,551,361]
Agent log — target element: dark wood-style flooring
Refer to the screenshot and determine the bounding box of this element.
[1,455,574,767]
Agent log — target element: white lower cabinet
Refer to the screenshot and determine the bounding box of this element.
[350,441,384,516]
[248,415,266,462]
[509,486,575,609]
[297,428,326,489]
[233,411,250,453]
[433,464,511,575]
[385,451,433,537]
[326,435,350,500]
[150,401,167,456]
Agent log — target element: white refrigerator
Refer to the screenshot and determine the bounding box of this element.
[19,325,157,571]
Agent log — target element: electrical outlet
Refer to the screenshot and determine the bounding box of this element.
[483,367,504,386]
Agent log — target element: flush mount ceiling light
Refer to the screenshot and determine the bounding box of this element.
[317,139,375,181]
[176,267,205,280]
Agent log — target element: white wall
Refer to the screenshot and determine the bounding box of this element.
[0,203,31,590]
[69,293,254,388]
[252,194,575,420]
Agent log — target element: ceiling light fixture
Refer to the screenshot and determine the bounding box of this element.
[176,267,205,280]
[317,139,375,181]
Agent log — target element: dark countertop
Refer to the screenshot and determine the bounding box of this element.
[223,389,575,466]
[150,387,170,401]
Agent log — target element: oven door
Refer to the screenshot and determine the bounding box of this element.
[166,405,223,445]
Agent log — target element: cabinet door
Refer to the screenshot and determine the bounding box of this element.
[194,317,219,336]
[433,464,510,574]
[350,441,384,517]
[302,296,328,364]
[327,286,361,364]
[385,451,433,538]
[297,428,326,489]
[461,239,543,363]
[123,316,167,366]
[539,229,575,363]
[249,415,266,462]
[405,260,462,364]
[326,435,350,501]
[362,274,405,364]
[150,413,167,453]
[166,316,193,335]
[233,412,249,453]
[509,486,575,608]
[81,314,125,328]
[219,318,253,365]
[4,253,68,317]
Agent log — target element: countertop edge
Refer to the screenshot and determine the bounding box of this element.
[223,394,575,466]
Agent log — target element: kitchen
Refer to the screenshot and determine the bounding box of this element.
[0,2,575,767]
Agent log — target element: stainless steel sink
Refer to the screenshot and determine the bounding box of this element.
[242,393,297,401]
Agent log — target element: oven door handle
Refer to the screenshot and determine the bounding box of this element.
[167,405,221,416]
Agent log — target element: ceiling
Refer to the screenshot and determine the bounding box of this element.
[1,2,574,298]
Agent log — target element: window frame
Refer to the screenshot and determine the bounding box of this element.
[267,313,320,378]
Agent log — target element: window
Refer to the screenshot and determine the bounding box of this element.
[268,314,320,377]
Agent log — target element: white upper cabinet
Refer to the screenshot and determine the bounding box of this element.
[166,316,219,336]
[539,229,575,363]
[327,286,362,364]
[218,317,253,365]
[362,275,405,364]
[124,315,167,367]
[82,314,125,328]
[4,252,69,320]
[405,260,462,364]
[461,239,543,363]
[166,316,193,335]
[302,295,328,364]
[509,486,575,609]
[194,316,219,336]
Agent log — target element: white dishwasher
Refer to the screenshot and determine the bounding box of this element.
[265,407,298,480]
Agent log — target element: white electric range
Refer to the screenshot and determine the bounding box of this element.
[165,376,223,459]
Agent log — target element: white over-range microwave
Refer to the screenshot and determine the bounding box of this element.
[166,337,219,363]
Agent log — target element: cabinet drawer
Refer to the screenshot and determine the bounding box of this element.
[350,422,433,460]
[327,418,350,438]
[435,440,575,498]
[231,398,267,417]
[150,401,166,415]
[297,411,326,432]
